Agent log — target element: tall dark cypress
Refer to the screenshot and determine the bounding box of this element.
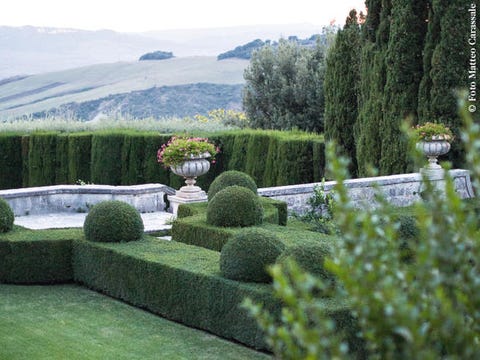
[355,0,390,176]
[428,0,471,166]
[417,0,439,122]
[379,0,428,174]
[324,10,361,176]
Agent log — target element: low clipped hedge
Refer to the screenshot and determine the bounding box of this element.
[73,238,280,350]
[0,227,82,283]
[173,198,287,251]
[1,225,360,353]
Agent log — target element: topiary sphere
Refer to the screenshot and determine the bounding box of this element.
[84,200,144,243]
[220,228,285,283]
[277,243,334,281]
[207,185,263,227]
[0,197,14,233]
[208,170,257,201]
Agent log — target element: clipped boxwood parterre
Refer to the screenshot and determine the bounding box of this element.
[0,223,360,353]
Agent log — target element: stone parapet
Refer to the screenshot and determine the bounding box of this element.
[0,184,175,216]
[258,169,475,214]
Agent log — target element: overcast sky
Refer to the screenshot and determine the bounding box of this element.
[0,0,366,32]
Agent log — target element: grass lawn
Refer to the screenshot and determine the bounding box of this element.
[0,284,270,360]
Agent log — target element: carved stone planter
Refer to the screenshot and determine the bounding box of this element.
[416,140,451,170]
[170,153,211,200]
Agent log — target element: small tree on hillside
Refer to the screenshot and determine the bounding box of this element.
[243,38,327,132]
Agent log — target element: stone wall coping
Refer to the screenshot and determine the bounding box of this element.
[258,169,472,197]
[0,183,176,199]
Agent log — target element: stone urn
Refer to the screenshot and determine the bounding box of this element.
[416,137,451,170]
[170,152,211,199]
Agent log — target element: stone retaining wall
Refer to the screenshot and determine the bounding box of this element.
[258,169,475,214]
[0,184,175,216]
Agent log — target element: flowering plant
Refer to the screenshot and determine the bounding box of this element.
[157,136,219,167]
[413,122,454,143]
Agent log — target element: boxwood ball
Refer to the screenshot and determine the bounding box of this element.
[220,228,285,283]
[207,185,263,227]
[84,200,144,242]
[208,170,257,201]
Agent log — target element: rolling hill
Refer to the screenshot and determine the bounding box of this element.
[0,57,248,120]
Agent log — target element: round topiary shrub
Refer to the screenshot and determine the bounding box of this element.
[83,200,144,243]
[220,228,285,283]
[208,170,257,201]
[277,243,334,281]
[0,198,14,233]
[207,185,263,227]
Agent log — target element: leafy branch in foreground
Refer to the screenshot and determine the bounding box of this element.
[244,96,480,359]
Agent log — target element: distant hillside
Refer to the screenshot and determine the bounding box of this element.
[0,57,248,120]
[32,83,243,120]
[0,24,323,78]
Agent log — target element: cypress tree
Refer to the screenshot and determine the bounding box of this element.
[355,0,390,176]
[417,0,439,122]
[428,0,471,166]
[324,10,361,176]
[379,0,428,174]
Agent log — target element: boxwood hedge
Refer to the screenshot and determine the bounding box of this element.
[0,130,324,190]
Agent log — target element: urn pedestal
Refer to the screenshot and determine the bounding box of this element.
[416,139,451,186]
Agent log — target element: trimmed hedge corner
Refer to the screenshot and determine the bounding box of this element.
[84,201,144,243]
[220,228,285,283]
[0,228,82,283]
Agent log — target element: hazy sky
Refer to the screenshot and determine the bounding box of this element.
[1,0,366,32]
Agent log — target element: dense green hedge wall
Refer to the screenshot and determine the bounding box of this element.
[28,133,58,186]
[91,133,125,185]
[0,134,23,189]
[0,130,324,190]
[67,133,92,184]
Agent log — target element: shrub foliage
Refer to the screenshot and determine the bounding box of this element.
[83,201,144,243]
[0,198,14,233]
[206,186,263,228]
[207,170,257,201]
[220,228,285,283]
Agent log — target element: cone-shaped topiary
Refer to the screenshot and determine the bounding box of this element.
[0,198,14,233]
[277,243,334,281]
[220,228,285,283]
[84,200,144,243]
[207,170,257,201]
[207,185,263,227]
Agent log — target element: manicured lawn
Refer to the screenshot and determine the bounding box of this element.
[0,284,270,360]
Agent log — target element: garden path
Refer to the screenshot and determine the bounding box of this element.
[14,211,174,233]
